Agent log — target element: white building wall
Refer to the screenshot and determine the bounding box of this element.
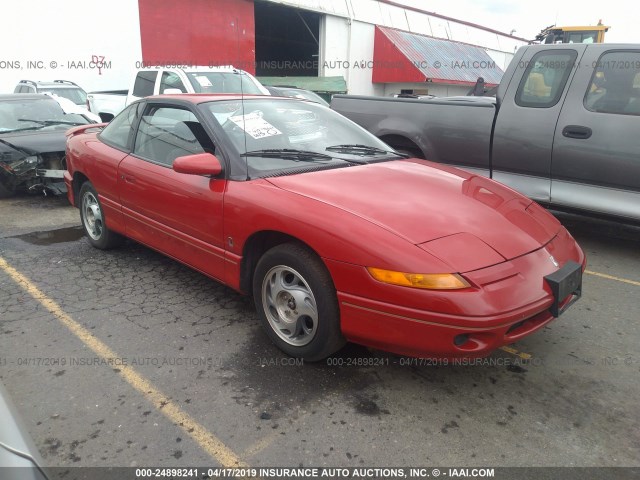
[320,16,350,78]
[283,0,528,95]
[0,0,526,96]
[320,18,383,96]
[345,21,385,96]
[0,0,142,94]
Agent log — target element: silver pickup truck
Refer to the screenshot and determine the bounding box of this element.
[332,44,640,223]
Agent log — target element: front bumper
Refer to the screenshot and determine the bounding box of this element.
[338,291,576,358]
[329,230,585,358]
[63,170,75,206]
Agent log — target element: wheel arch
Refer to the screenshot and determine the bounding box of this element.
[378,134,425,159]
[72,171,90,206]
[239,230,320,295]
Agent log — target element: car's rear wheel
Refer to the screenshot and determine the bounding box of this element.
[253,243,346,361]
[79,182,123,249]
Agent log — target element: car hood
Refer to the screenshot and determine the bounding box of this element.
[0,130,66,157]
[267,160,561,270]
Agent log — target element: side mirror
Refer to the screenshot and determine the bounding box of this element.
[163,88,183,94]
[173,153,222,176]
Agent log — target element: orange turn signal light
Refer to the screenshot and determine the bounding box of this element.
[367,268,471,290]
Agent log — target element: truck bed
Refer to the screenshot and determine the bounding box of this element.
[331,95,496,173]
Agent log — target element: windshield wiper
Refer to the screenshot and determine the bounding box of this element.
[241,149,335,162]
[325,144,409,158]
[0,126,45,133]
[18,119,83,126]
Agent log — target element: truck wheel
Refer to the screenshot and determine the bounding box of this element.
[79,182,123,249]
[0,181,17,199]
[253,243,346,362]
[396,147,424,159]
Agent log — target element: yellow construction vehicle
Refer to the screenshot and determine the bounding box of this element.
[534,21,609,44]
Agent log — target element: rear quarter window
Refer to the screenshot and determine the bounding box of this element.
[99,103,141,151]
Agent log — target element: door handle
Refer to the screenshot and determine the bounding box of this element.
[120,174,136,184]
[562,125,592,139]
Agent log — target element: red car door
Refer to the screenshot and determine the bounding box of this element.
[117,104,226,282]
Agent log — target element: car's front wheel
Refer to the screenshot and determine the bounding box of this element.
[253,243,346,361]
[79,182,123,249]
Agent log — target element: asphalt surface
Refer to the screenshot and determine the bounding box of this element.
[0,193,639,472]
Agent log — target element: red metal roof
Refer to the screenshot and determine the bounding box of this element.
[377,0,530,42]
[372,26,504,86]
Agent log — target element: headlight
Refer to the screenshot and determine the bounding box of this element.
[5,155,40,174]
[367,267,471,290]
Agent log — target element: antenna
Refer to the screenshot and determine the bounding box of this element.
[235,17,249,181]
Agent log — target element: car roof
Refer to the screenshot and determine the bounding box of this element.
[18,80,80,87]
[0,93,54,101]
[144,93,290,105]
[138,65,248,73]
[268,86,305,91]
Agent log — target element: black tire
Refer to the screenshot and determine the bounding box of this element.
[78,181,123,249]
[0,181,17,199]
[253,243,346,361]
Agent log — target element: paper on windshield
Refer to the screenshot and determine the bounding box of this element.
[194,75,213,87]
[228,112,282,139]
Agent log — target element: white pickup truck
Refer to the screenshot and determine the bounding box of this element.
[87,65,269,122]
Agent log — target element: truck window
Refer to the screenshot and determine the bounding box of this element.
[516,50,577,108]
[133,106,207,167]
[584,51,640,116]
[186,72,264,95]
[132,71,158,97]
[160,72,187,94]
[99,103,142,151]
[567,31,598,44]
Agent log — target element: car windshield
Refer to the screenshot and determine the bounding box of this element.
[40,87,87,106]
[200,98,403,179]
[187,72,265,95]
[0,98,90,133]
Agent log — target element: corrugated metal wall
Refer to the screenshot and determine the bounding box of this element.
[138,0,257,73]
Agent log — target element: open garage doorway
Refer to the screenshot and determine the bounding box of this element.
[254,1,320,76]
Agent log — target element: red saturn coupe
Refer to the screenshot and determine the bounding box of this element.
[64,94,585,361]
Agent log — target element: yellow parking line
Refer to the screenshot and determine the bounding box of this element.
[585,270,640,287]
[242,432,281,458]
[0,256,246,468]
[499,346,532,360]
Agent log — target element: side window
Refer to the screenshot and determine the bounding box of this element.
[584,51,640,116]
[160,72,187,93]
[99,103,141,150]
[516,50,578,108]
[133,106,213,167]
[14,85,22,93]
[567,31,598,44]
[132,71,158,97]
